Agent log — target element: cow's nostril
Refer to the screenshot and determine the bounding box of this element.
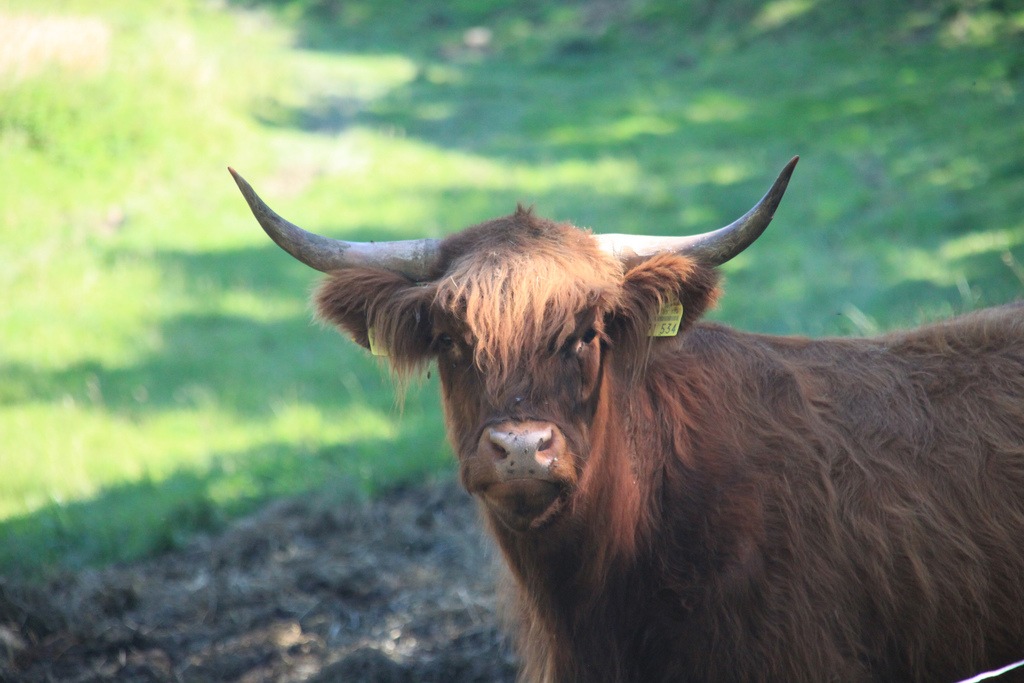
[488,430,511,459]
[537,431,554,453]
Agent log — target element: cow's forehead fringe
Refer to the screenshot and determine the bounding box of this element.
[434,207,622,387]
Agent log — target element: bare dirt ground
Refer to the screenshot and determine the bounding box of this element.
[0,478,519,682]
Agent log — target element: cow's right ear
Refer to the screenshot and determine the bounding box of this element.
[315,268,435,373]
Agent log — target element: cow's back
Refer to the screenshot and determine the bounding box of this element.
[654,304,1024,681]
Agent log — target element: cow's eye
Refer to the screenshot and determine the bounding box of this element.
[435,333,454,352]
[570,328,598,356]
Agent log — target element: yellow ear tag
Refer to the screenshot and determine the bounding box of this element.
[367,327,388,357]
[649,295,684,337]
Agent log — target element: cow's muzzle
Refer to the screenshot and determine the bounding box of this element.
[483,422,563,482]
[470,420,568,532]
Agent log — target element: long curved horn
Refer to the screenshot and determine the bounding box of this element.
[229,168,442,279]
[595,156,798,267]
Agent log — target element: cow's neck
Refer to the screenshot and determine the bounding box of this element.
[489,511,654,681]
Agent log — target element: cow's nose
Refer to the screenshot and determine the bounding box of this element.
[483,421,563,481]
[489,426,553,463]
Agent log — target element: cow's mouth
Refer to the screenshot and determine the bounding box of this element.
[480,479,565,533]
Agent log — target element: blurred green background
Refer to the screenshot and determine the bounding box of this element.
[1,0,1022,578]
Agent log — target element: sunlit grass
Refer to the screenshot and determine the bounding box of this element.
[752,0,817,32]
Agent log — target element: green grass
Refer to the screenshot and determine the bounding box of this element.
[1,0,1022,577]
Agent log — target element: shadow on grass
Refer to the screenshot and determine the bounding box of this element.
[0,241,384,420]
[0,411,450,579]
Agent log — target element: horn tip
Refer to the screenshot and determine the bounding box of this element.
[227,167,259,204]
[770,156,799,194]
[227,166,246,186]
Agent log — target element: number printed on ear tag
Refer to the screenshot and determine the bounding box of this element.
[649,296,684,337]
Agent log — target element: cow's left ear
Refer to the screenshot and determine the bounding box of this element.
[315,268,435,374]
[606,254,721,361]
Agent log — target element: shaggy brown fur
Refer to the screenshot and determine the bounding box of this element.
[315,207,1024,682]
